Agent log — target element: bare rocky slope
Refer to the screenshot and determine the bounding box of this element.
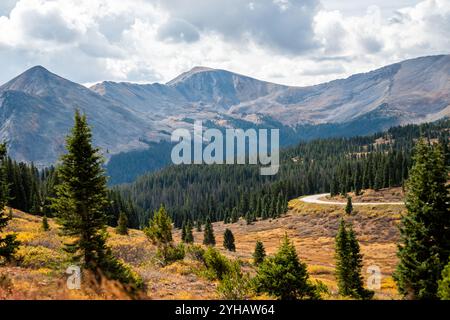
[1,54,449,167]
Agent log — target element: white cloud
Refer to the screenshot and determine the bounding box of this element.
[0,0,448,86]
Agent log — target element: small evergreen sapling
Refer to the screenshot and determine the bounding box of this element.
[116,212,128,235]
[253,241,266,265]
[203,219,216,246]
[223,228,236,251]
[254,234,319,300]
[345,196,353,215]
[42,215,50,231]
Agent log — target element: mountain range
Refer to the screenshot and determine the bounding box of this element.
[0,54,449,168]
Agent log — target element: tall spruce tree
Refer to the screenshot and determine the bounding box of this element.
[335,219,373,299]
[203,218,216,246]
[223,228,236,251]
[394,139,450,299]
[52,111,142,291]
[335,219,351,296]
[0,143,19,262]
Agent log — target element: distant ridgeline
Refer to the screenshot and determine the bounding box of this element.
[4,119,449,230]
[117,119,449,229]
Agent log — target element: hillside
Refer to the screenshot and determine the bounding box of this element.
[117,119,449,227]
[0,55,449,168]
[0,188,404,300]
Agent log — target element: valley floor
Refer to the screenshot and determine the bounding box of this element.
[0,188,404,300]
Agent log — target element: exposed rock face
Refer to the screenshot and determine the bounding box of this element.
[1,55,449,166]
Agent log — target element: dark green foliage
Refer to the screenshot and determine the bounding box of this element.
[0,143,20,262]
[51,111,142,291]
[1,153,142,228]
[116,212,128,235]
[394,138,450,299]
[144,204,185,265]
[187,244,206,263]
[254,235,319,300]
[217,260,251,300]
[253,240,266,265]
[335,219,373,299]
[144,204,173,245]
[203,247,232,280]
[223,229,236,251]
[106,189,143,229]
[438,259,450,300]
[118,120,448,228]
[156,243,185,265]
[345,196,353,215]
[42,215,50,231]
[203,219,216,246]
[181,221,194,243]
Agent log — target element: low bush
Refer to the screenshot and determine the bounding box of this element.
[217,260,251,299]
[203,247,232,280]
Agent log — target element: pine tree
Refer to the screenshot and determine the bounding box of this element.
[42,214,50,231]
[196,220,202,232]
[144,204,173,245]
[230,207,239,223]
[184,220,194,244]
[203,219,216,246]
[394,139,450,299]
[253,240,266,265]
[0,144,19,262]
[347,225,373,299]
[116,212,128,235]
[374,164,384,191]
[51,111,142,291]
[335,219,351,296]
[345,196,353,215]
[335,219,373,299]
[354,164,362,195]
[52,111,108,267]
[254,234,319,300]
[223,228,236,251]
[181,220,187,242]
[438,259,450,300]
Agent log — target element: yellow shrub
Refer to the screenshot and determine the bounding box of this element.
[14,246,66,269]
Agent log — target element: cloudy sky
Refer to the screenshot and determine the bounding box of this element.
[0,0,449,86]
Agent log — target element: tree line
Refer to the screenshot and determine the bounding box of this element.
[118,119,449,229]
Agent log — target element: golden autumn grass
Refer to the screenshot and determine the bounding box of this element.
[0,189,405,300]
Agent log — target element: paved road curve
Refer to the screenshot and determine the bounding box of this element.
[300,193,404,206]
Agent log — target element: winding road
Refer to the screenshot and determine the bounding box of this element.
[300,193,404,206]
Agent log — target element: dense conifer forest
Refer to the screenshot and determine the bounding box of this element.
[118,119,449,228]
[3,119,448,230]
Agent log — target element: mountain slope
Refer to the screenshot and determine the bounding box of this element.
[0,66,150,165]
[1,55,449,168]
[92,55,450,129]
[229,55,450,125]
